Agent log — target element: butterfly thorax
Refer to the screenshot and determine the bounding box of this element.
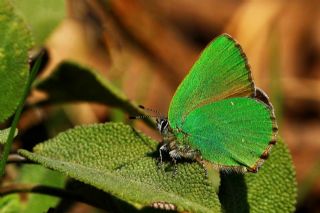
[156,118,200,161]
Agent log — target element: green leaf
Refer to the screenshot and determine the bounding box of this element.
[0,128,17,145]
[0,53,43,176]
[35,61,153,126]
[19,122,221,213]
[12,0,65,44]
[219,139,297,213]
[19,165,65,213]
[0,165,65,213]
[0,195,20,213]
[0,0,33,123]
[18,122,296,212]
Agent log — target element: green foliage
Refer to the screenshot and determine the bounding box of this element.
[19,123,221,213]
[0,0,33,123]
[0,128,17,145]
[219,140,297,213]
[0,195,20,213]
[0,165,65,213]
[19,122,297,212]
[35,61,153,126]
[19,165,65,213]
[0,3,297,212]
[0,52,43,176]
[11,0,65,44]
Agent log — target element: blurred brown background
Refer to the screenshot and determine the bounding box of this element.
[28,0,320,212]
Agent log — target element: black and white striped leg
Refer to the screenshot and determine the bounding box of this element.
[169,150,179,177]
[159,144,167,166]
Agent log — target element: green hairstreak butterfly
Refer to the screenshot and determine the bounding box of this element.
[139,34,278,174]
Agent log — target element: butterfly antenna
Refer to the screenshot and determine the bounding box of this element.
[129,115,160,120]
[138,105,164,118]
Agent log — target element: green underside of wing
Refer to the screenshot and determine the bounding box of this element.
[169,34,254,127]
[176,97,274,168]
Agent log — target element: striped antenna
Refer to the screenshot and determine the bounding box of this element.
[130,105,165,120]
[129,115,160,119]
[138,105,164,117]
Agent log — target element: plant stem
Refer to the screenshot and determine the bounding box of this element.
[0,55,42,177]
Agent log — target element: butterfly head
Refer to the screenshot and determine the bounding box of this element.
[130,105,170,135]
[156,117,169,135]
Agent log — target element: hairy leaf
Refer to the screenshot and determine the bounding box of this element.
[219,139,297,213]
[35,62,153,126]
[0,0,33,123]
[19,122,221,213]
[19,122,296,212]
[0,128,17,145]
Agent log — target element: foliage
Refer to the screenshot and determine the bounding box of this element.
[20,122,296,213]
[0,1,297,212]
[12,0,65,44]
[0,128,17,145]
[34,61,152,126]
[0,165,65,213]
[0,0,32,123]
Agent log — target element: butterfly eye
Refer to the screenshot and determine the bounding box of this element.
[156,118,162,131]
[159,119,168,134]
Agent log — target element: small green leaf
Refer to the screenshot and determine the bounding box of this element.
[19,122,221,213]
[0,128,18,145]
[12,0,65,44]
[0,195,20,213]
[0,53,43,176]
[0,0,33,123]
[19,165,65,213]
[35,61,153,126]
[219,139,297,213]
[0,165,65,213]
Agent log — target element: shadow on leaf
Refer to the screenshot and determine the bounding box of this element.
[219,173,249,213]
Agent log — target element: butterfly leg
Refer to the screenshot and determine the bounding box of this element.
[195,155,208,177]
[171,158,178,177]
[159,144,167,166]
[169,150,180,177]
[177,146,208,177]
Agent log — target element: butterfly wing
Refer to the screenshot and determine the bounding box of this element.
[168,34,255,127]
[168,34,277,171]
[180,97,277,171]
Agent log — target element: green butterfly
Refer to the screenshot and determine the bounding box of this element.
[145,34,278,173]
